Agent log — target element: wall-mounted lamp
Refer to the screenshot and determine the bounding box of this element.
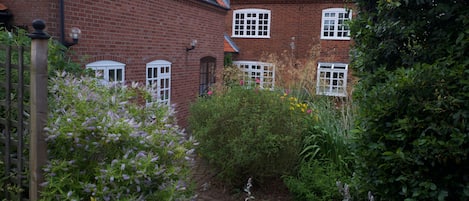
[186,39,197,52]
[62,27,81,48]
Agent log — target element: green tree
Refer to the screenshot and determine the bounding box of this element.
[351,0,469,200]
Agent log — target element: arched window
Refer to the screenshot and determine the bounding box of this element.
[199,57,216,95]
[86,60,125,83]
[232,8,271,38]
[321,8,352,40]
[146,60,171,105]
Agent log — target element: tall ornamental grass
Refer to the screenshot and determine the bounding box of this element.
[283,96,356,201]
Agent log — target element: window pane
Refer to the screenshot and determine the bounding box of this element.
[108,69,115,81]
[117,69,123,81]
[96,69,104,79]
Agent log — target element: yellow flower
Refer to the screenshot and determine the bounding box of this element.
[289,106,294,111]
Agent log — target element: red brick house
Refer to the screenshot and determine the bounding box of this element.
[226,0,354,97]
[1,0,230,127]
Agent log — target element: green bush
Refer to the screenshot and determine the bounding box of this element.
[40,72,196,200]
[188,87,308,185]
[351,0,469,200]
[283,160,347,201]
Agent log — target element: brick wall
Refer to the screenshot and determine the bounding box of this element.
[226,1,355,94]
[2,0,58,33]
[4,0,227,128]
[227,1,354,65]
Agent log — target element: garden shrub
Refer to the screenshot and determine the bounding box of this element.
[188,87,309,185]
[283,160,347,201]
[40,72,196,201]
[351,0,469,200]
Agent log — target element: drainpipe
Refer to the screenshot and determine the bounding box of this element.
[59,0,65,44]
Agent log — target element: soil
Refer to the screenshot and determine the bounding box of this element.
[191,156,293,201]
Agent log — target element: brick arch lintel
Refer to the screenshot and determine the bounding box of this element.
[83,55,128,65]
[142,55,173,64]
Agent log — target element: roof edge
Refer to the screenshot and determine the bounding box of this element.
[224,33,240,53]
[201,0,230,10]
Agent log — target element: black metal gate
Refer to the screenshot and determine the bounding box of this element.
[0,44,30,200]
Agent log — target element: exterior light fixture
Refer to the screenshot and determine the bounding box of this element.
[186,39,197,52]
[63,27,81,48]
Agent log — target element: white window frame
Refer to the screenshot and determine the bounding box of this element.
[316,63,348,97]
[146,60,171,105]
[86,60,125,84]
[320,8,352,40]
[233,61,275,90]
[232,9,271,38]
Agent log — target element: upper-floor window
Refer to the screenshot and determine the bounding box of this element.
[232,9,271,38]
[146,60,171,105]
[86,60,125,84]
[316,62,348,97]
[321,8,352,40]
[233,61,275,90]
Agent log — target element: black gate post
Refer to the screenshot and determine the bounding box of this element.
[28,19,50,201]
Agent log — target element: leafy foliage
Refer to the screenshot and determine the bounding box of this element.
[284,97,356,201]
[40,72,196,200]
[351,0,469,200]
[283,160,347,201]
[188,86,308,185]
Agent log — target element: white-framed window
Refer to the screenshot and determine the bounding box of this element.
[86,60,125,83]
[321,8,352,40]
[146,60,171,105]
[316,63,348,97]
[232,9,271,38]
[233,61,275,90]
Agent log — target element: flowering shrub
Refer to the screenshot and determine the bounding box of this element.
[280,93,313,115]
[189,86,309,185]
[40,72,196,201]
